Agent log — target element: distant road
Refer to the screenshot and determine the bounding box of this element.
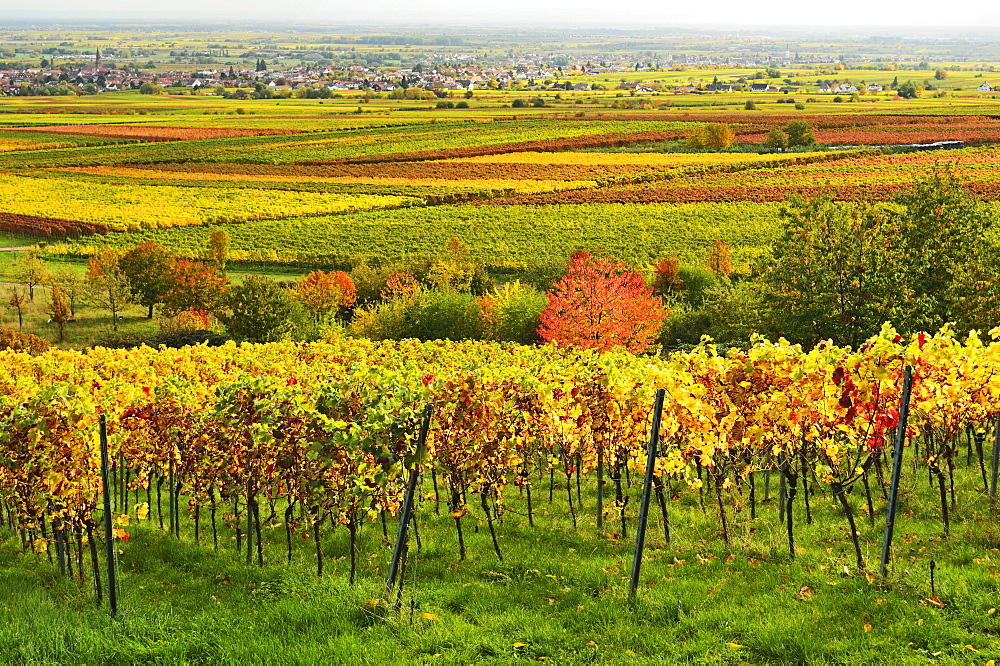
[0,247,34,252]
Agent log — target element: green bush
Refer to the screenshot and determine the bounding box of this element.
[405,290,481,341]
[480,281,547,344]
[219,276,298,343]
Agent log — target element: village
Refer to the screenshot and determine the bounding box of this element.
[1,46,991,97]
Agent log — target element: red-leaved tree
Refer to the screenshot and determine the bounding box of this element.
[537,251,667,353]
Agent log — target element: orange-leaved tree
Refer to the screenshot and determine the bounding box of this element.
[537,251,667,353]
[160,259,229,317]
[293,270,357,321]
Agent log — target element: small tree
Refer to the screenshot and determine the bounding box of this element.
[763,128,788,151]
[293,270,357,322]
[49,266,84,317]
[537,251,666,353]
[86,249,131,331]
[48,287,71,343]
[219,276,296,343]
[784,120,815,147]
[207,228,230,274]
[651,256,685,297]
[8,287,27,329]
[160,259,229,317]
[705,122,736,149]
[897,80,919,99]
[381,270,420,301]
[119,241,173,318]
[686,123,735,150]
[744,99,758,110]
[707,240,733,277]
[10,250,49,301]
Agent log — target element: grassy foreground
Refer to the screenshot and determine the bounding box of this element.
[3,462,1000,664]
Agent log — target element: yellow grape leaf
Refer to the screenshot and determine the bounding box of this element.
[624,650,636,656]
[985,660,995,666]
[366,598,381,609]
[421,612,439,621]
[32,537,48,554]
[513,643,527,648]
[725,642,744,649]
[864,624,872,632]
[135,503,150,520]
[917,618,924,626]
[965,645,978,652]
[114,514,130,527]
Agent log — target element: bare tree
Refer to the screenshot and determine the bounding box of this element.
[8,287,27,329]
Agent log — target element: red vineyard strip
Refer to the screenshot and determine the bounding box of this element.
[0,212,108,238]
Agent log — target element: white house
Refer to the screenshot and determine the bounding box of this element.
[979,82,993,91]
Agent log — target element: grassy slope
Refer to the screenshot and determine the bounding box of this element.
[3,461,1000,664]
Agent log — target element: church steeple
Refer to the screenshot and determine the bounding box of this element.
[95,48,101,70]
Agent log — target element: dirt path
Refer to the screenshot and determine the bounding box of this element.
[0,246,34,252]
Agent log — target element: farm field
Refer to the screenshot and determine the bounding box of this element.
[8,28,1000,663]
[3,331,1000,662]
[1,92,1000,271]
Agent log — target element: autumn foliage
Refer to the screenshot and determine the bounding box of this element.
[293,270,357,320]
[652,256,684,296]
[160,259,229,317]
[537,251,666,353]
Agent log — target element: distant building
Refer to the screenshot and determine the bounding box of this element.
[979,82,993,91]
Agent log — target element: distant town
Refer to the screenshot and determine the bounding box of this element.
[5,51,995,98]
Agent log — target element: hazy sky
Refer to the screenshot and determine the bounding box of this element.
[5,0,1000,29]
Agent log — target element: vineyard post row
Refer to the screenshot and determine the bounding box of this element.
[4,324,1000,603]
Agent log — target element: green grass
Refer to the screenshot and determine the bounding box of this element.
[3,460,1000,663]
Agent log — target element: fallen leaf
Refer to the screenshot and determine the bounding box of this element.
[864,624,872,632]
[965,645,978,652]
[586,641,597,648]
[421,612,439,621]
[920,596,946,608]
[796,586,814,600]
[917,618,924,626]
[725,642,744,649]
[624,650,636,656]
[366,598,381,609]
[513,643,527,648]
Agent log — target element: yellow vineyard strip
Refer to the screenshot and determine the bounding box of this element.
[0,173,420,231]
[59,166,596,194]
